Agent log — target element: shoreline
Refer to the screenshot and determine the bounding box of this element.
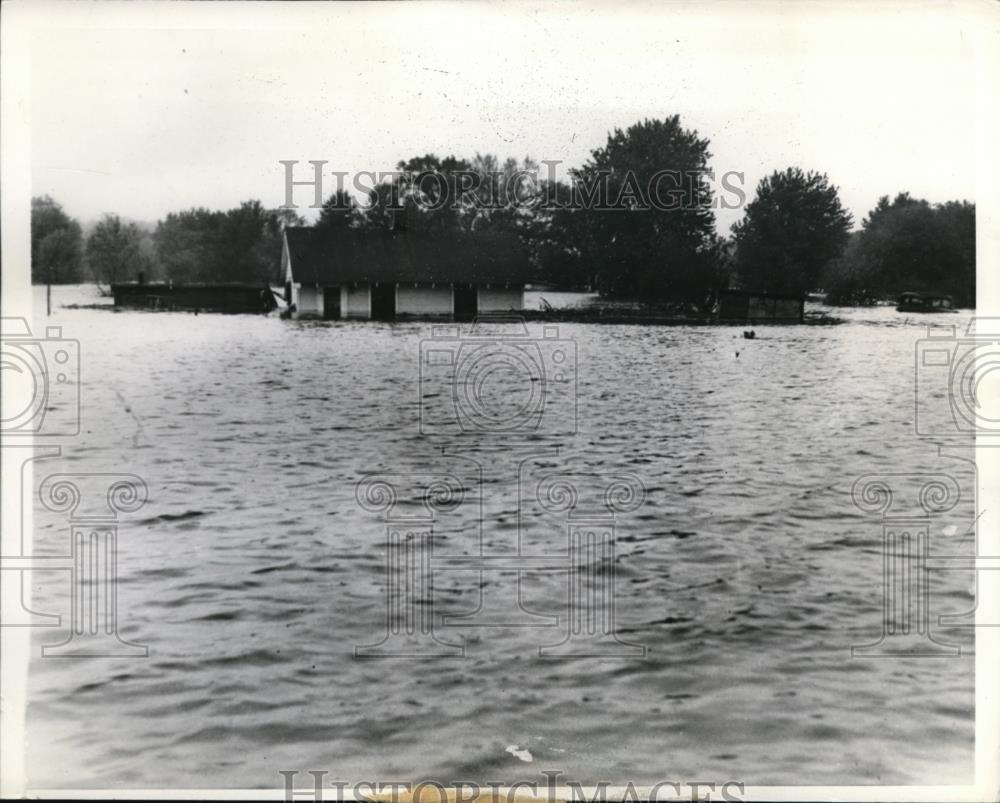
[59,301,841,325]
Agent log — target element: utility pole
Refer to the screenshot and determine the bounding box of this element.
[47,266,52,317]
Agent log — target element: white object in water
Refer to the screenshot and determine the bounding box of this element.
[505,745,533,763]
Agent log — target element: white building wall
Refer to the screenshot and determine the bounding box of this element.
[291,282,524,319]
[478,287,523,312]
[397,285,453,316]
[343,285,371,319]
[295,286,323,317]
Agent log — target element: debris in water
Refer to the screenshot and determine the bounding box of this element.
[505,744,533,762]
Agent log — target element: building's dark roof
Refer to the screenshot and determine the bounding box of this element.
[899,290,953,300]
[284,226,529,286]
[719,288,805,302]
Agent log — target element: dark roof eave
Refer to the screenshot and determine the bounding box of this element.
[283,226,530,286]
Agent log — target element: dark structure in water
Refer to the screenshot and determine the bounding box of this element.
[896,291,955,313]
[717,290,804,323]
[281,226,529,320]
[111,283,278,314]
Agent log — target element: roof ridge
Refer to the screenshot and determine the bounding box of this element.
[284,226,528,285]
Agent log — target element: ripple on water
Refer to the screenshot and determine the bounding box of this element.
[24,289,976,787]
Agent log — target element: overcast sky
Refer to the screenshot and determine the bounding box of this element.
[28,1,979,233]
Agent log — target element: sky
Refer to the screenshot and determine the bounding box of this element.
[26,1,982,234]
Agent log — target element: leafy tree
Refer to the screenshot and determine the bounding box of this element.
[135,227,162,281]
[350,133,723,298]
[464,153,539,235]
[936,200,976,305]
[86,214,147,286]
[273,207,306,228]
[359,154,473,232]
[824,194,975,307]
[218,200,279,283]
[315,189,360,232]
[152,208,220,283]
[263,207,305,282]
[527,179,588,287]
[37,227,85,284]
[153,202,300,284]
[733,168,852,296]
[31,196,84,283]
[570,116,720,304]
[220,201,303,283]
[397,154,474,232]
[357,153,543,236]
[821,232,881,306]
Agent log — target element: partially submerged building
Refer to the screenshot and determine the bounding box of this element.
[717,289,805,323]
[111,282,278,314]
[281,227,529,320]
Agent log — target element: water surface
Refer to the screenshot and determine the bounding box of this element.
[22,286,976,788]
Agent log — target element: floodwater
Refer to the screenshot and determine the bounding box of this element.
[17,285,977,789]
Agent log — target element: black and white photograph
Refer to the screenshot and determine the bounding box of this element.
[1,1,998,800]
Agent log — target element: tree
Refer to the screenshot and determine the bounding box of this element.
[527,179,586,287]
[349,135,722,298]
[86,214,146,286]
[153,208,221,284]
[152,202,297,284]
[356,153,543,236]
[733,168,852,296]
[135,226,162,281]
[37,227,84,285]
[218,200,279,283]
[31,196,84,283]
[464,153,540,236]
[315,189,360,232]
[821,232,880,306]
[359,154,474,232]
[570,116,720,304]
[936,200,976,305]
[825,193,975,306]
[263,207,305,283]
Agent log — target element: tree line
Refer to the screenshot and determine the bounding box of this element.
[30,196,302,288]
[31,115,976,307]
[822,194,974,306]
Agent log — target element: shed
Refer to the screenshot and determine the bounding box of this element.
[717,290,805,323]
[281,227,529,321]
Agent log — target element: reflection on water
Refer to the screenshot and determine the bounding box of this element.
[22,286,975,788]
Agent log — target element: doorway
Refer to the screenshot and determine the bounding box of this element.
[454,283,478,322]
[323,286,341,319]
[371,282,396,321]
